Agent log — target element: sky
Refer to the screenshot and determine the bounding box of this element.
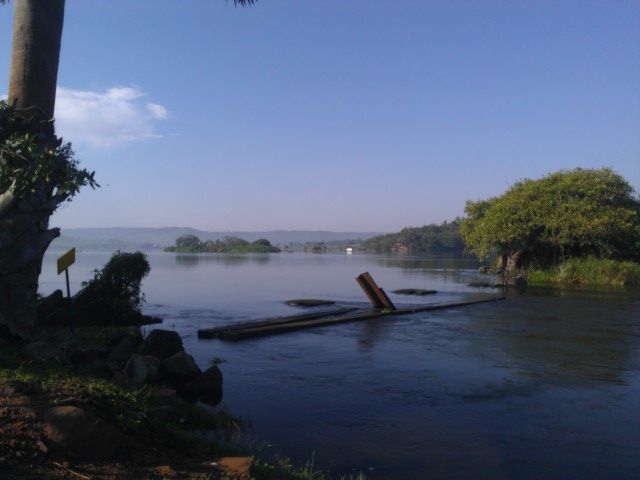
[1,0,639,232]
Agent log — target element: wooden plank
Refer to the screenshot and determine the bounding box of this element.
[197,307,358,339]
[57,248,76,275]
[219,296,505,340]
[356,272,396,310]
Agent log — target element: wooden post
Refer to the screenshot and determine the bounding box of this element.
[356,272,396,310]
[57,248,76,333]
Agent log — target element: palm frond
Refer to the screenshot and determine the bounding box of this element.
[232,0,256,6]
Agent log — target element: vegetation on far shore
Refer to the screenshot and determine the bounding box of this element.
[361,220,467,255]
[165,234,281,253]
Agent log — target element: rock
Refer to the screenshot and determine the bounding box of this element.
[143,329,184,360]
[67,346,108,366]
[23,341,62,361]
[217,456,253,480]
[285,299,335,307]
[160,351,202,386]
[393,289,437,296]
[178,366,223,405]
[478,266,488,274]
[71,284,106,324]
[149,386,177,406]
[36,289,67,326]
[107,336,137,364]
[125,354,161,385]
[508,274,527,287]
[42,406,122,460]
[106,328,144,347]
[467,281,499,288]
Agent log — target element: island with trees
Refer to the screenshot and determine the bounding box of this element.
[164,234,281,253]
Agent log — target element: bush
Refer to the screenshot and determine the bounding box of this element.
[80,252,151,319]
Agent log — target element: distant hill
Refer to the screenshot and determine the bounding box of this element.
[49,227,383,251]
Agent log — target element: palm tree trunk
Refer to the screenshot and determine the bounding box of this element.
[0,0,65,339]
[8,0,65,119]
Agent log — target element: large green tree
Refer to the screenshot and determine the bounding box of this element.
[0,0,253,339]
[461,168,640,271]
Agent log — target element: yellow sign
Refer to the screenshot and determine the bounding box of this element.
[57,248,76,275]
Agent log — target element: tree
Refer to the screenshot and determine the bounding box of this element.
[0,0,254,339]
[460,168,640,271]
[176,234,202,249]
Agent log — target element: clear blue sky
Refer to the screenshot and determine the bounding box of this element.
[1,0,639,232]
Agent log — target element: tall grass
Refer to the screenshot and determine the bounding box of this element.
[528,258,640,286]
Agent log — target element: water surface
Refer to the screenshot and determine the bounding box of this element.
[41,251,640,479]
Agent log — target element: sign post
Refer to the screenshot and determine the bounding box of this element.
[57,248,76,333]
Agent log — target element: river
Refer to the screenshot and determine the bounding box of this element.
[40,251,640,479]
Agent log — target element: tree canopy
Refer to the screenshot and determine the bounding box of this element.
[460,168,640,268]
[362,220,466,255]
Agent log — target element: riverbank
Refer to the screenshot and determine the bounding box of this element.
[0,326,365,480]
[527,258,640,287]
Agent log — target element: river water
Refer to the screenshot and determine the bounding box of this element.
[40,251,640,479]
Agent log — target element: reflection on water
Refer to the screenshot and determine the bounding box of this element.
[40,251,640,479]
[175,253,273,267]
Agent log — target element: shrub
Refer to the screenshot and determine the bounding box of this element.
[82,251,151,318]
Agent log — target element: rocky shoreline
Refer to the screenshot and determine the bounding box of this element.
[0,324,253,480]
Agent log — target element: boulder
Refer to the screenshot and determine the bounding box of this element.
[143,329,184,360]
[285,298,335,307]
[160,351,202,386]
[42,406,122,460]
[107,336,137,364]
[23,341,62,361]
[66,346,108,366]
[179,366,223,405]
[125,354,161,385]
[106,328,143,347]
[36,289,67,325]
[392,289,437,296]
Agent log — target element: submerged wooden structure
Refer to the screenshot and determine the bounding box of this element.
[198,296,505,341]
[198,307,357,339]
[197,272,505,341]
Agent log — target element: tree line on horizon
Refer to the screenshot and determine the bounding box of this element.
[361,220,467,256]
